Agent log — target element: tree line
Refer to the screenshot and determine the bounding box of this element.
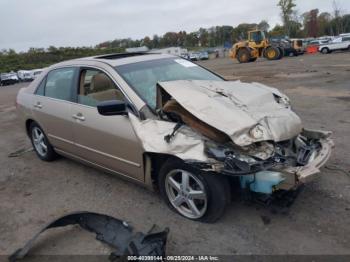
[1,0,349,72]
[274,0,350,38]
[99,0,350,49]
[0,46,124,73]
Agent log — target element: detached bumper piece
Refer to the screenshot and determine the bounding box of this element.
[9,212,169,262]
[295,138,334,183]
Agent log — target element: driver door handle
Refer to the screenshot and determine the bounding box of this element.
[33,102,42,109]
[72,113,85,121]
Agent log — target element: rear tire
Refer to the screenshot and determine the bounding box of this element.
[158,159,231,223]
[321,47,329,54]
[237,48,251,63]
[29,122,57,161]
[264,46,280,60]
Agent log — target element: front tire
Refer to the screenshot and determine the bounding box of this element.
[237,48,251,63]
[29,122,57,161]
[158,159,230,223]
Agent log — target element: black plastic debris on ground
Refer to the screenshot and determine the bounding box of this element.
[260,215,271,225]
[9,212,169,262]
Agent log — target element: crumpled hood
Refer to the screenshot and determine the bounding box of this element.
[157,80,303,146]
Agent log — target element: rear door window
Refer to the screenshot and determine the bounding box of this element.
[45,68,76,101]
[35,78,46,96]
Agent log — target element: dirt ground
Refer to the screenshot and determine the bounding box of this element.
[0,53,349,257]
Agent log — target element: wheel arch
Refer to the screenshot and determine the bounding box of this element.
[143,152,182,191]
[25,119,48,141]
[143,152,235,194]
[25,119,35,137]
[321,47,329,53]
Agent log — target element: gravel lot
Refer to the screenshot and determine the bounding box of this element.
[1,53,349,257]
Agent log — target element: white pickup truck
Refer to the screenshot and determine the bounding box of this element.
[319,36,350,54]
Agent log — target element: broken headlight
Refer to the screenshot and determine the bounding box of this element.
[274,94,291,108]
[249,125,266,140]
[204,141,256,163]
[204,141,275,175]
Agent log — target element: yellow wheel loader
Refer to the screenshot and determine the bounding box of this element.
[229,30,283,63]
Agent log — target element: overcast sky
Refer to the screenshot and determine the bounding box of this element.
[1,0,349,52]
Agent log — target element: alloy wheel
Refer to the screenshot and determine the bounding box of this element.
[165,169,207,219]
[32,127,48,157]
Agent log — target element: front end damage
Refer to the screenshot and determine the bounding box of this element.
[131,80,334,202]
[199,129,333,194]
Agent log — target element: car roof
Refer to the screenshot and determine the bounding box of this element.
[52,53,177,68]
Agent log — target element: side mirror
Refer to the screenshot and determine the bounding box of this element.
[97,100,128,116]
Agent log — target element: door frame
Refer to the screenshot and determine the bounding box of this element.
[70,65,145,181]
[31,67,80,151]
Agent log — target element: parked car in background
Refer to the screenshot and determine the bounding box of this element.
[307,39,329,46]
[305,39,330,54]
[270,38,300,57]
[16,53,333,222]
[319,36,350,54]
[199,51,209,60]
[290,39,305,55]
[189,52,200,61]
[18,70,34,82]
[32,69,44,79]
[0,72,19,86]
[272,39,298,57]
[180,53,190,60]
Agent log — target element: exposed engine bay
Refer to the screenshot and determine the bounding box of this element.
[131,80,334,196]
[159,102,329,194]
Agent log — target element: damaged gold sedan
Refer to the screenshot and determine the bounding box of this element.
[16,53,334,222]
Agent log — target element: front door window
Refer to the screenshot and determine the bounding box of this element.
[78,69,124,107]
